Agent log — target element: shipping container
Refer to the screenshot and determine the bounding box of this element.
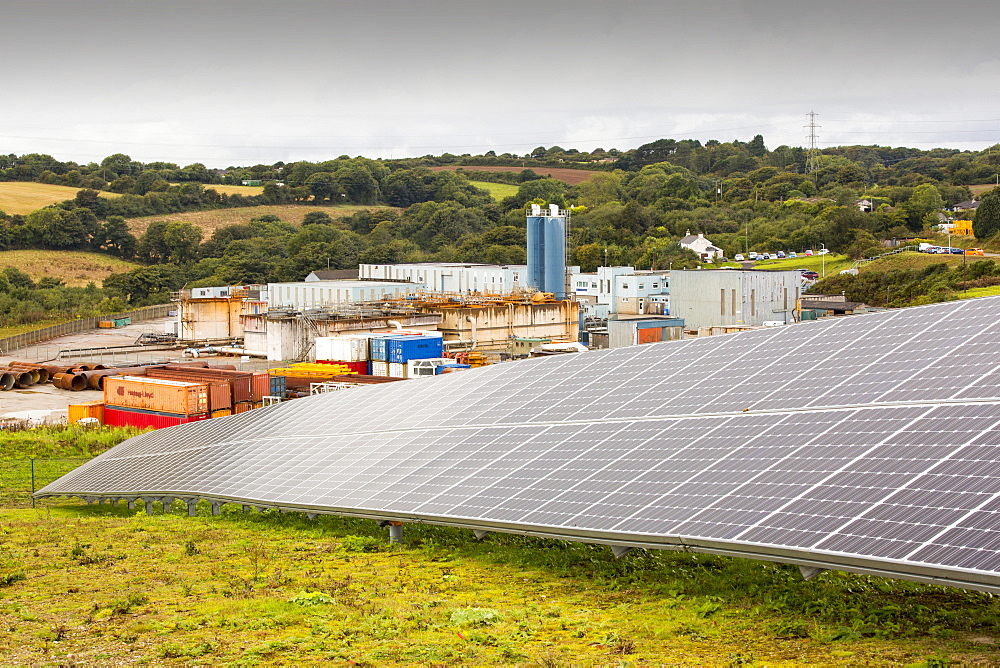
[143,370,232,411]
[104,376,209,416]
[315,336,368,362]
[370,361,389,376]
[388,335,444,363]
[98,321,114,328]
[104,406,209,429]
[388,362,408,378]
[68,401,105,424]
[233,401,254,414]
[211,408,232,418]
[315,360,369,375]
[368,335,399,362]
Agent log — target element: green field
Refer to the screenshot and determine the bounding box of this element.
[754,253,853,276]
[469,180,519,201]
[1,420,999,664]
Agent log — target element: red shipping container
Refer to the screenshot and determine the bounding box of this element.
[104,406,210,429]
[316,360,369,375]
[233,401,254,414]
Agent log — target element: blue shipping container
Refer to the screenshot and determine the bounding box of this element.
[269,375,286,396]
[369,335,403,362]
[388,336,443,363]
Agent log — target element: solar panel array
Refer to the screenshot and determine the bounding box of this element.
[38,296,1000,592]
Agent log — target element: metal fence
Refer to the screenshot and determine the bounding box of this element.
[0,458,89,507]
[0,304,174,355]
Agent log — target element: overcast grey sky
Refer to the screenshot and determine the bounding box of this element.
[4,0,999,167]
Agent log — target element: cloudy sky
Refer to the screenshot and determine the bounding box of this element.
[5,0,1000,167]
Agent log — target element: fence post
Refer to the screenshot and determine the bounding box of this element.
[30,459,35,508]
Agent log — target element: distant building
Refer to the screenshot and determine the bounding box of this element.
[614,271,670,315]
[267,280,420,310]
[669,269,801,328]
[951,200,981,212]
[360,262,536,294]
[678,231,724,261]
[305,269,358,281]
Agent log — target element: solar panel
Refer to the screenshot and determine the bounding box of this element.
[36,296,1000,592]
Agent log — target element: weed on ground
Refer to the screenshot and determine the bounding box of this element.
[0,501,997,665]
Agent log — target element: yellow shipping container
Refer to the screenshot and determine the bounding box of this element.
[104,376,209,416]
[211,408,232,418]
[68,401,105,424]
[98,321,114,328]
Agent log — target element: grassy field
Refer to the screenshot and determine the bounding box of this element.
[125,204,399,236]
[754,253,853,275]
[0,503,996,665]
[0,183,121,216]
[967,184,998,198]
[170,183,265,196]
[468,180,519,201]
[1,431,1000,664]
[0,250,140,287]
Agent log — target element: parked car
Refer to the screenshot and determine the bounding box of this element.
[817,248,829,255]
[788,252,797,258]
[967,248,985,256]
[804,249,814,256]
[760,253,771,260]
[734,253,745,261]
[776,251,786,258]
[799,270,819,280]
[748,252,758,260]
[949,247,965,255]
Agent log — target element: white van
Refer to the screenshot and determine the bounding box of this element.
[748,252,758,261]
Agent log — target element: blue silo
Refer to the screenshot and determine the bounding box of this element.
[526,203,568,298]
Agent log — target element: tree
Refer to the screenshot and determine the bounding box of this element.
[747,134,767,158]
[302,211,333,225]
[974,190,1000,240]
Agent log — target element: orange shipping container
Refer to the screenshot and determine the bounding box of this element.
[104,376,209,416]
[68,401,105,424]
[211,408,232,418]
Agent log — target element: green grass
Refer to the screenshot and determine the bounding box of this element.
[0,504,997,665]
[956,284,1000,299]
[3,426,1000,664]
[468,180,519,201]
[754,253,853,276]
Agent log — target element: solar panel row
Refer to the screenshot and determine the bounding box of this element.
[36,296,1000,592]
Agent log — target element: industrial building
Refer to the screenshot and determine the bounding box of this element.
[268,280,420,310]
[669,269,801,329]
[359,263,531,294]
[176,286,265,341]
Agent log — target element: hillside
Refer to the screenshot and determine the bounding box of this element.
[0,250,140,287]
[430,165,601,185]
[0,182,121,215]
[125,204,399,236]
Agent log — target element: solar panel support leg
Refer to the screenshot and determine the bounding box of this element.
[186,499,198,516]
[145,499,154,515]
[473,530,490,540]
[243,504,253,513]
[388,522,403,544]
[799,565,826,581]
[611,546,633,559]
[211,502,223,516]
[307,513,317,520]
[162,497,174,514]
[126,498,136,511]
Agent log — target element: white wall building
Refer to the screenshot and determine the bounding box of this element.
[267,280,421,310]
[669,269,801,328]
[570,266,635,304]
[614,271,671,315]
[360,262,580,294]
[679,231,725,261]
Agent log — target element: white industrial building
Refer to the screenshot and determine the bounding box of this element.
[571,266,671,317]
[669,269,801,328]
[359,262,581,295]
[267,280,421,310]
